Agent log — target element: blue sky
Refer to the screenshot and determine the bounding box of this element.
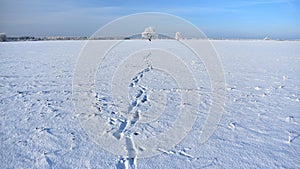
[0,0,299,39]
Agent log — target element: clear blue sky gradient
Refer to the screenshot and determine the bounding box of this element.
[0,0,299,39]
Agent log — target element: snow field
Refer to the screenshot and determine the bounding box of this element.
[0,40,299,168]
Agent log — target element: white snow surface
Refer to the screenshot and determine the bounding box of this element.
[0,40,299,168]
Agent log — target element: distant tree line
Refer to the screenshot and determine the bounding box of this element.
[0,33,293,42]
[0,33,7,42]
[0,34,90,42]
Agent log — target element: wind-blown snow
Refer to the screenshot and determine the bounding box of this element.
[0,40,299,168]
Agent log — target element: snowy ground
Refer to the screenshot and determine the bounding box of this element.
[0,40,299,168]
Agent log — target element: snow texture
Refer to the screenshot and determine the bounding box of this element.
[0,40,299,168]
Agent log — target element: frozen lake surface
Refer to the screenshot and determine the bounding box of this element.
[0,40,299,168]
